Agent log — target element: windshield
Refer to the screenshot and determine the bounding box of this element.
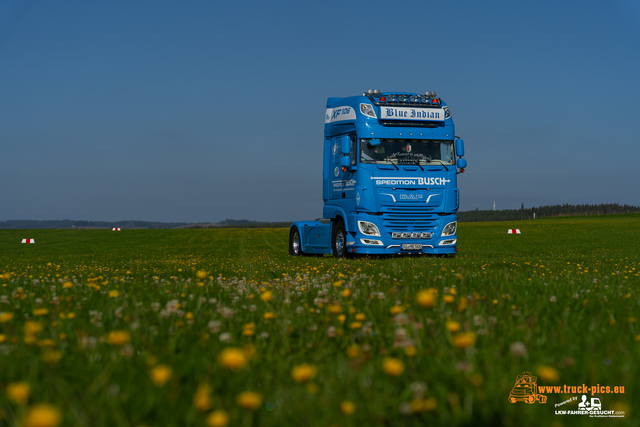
[360,139,454,166]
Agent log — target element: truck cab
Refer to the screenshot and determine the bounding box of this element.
[289,89,467,258]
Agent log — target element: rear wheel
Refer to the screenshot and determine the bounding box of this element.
[289,226,302,256]
[332,220,347,258]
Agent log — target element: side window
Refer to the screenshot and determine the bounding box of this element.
[350,134,357,166]
[332,137,341,168]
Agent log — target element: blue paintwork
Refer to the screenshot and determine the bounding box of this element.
[291,91,466,256]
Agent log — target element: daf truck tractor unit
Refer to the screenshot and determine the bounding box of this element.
[289,89,467,258]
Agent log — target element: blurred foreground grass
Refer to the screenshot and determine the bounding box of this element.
[0,214,638,426]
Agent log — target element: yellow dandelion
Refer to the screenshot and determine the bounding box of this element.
[346,345,360,359]
[451,331,476,348]
[0,312,14,322]
[341,289,351,297]
[340,401,356,415]
[62,282,73,288]
[349,322,362,329]
[218,347,249,371]
[196,270,207,279]
[24,321,43,335]
[445,321,461,333]
[382,357,405,376]
[355,313,366,321]
[410,398,424,412]
[106,330,130,346]
[236,391,263,410]
[206,410,229,427]
[42,351,63,364]
[291,364,318,383]
[390,305,404,315]
[404,345,417,357]
[243,344,256,360]
[416,290,436,308]
[332,280,343,287]
[328,304,342,314]
[108,290,120,298]
[536,365,560,382]
[458,297,468,312]
[23,404,62,427]
[150,365,172,387]
[337,314,346,323]
[33,308,49,316]
[263,312,276,320]
[423,397,438,411]
[443,295,455,303]
[0,334,6,343]
[260,291,272,302]
[193,383,212,412]
[242,323,255,336]
[7,382,30,404]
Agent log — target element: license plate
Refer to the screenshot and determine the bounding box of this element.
[402,244,422,250]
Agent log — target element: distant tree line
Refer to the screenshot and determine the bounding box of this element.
[188,219,293,229]
[4,203,637,229]
[0,219,188,229]
[458,203,640,222]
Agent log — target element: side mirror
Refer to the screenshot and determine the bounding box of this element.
[340,156,351,167]
[341,135,351,155]
[369,138,381,146]
[457,158,467,169]
[455,138,465,157]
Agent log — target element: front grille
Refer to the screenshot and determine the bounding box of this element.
[380,206,438,236]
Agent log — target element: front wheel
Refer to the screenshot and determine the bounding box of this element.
[289,226,302,256]
[332,220,347,258]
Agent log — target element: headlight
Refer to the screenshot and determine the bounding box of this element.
[360,103,377,118]
[358,221,381,237]
[441,221,457,236]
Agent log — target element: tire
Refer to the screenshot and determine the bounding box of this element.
[289,226,302,256]
[332,220,347,258]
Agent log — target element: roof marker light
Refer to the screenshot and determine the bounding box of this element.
[373,89,380,95]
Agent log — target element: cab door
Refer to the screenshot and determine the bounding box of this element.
[329,134,356,201]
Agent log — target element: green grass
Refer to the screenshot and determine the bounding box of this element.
[0,215,638,427]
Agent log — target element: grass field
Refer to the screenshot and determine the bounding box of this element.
[1,215,639,427]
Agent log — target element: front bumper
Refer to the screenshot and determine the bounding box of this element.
[347,213,457,255]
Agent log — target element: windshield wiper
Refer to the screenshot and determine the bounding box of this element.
[388,159,399,170]
[431,160,449,171]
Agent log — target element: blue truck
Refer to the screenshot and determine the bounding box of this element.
[289,89,466,258]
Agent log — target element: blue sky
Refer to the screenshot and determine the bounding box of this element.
[1,0,639,222]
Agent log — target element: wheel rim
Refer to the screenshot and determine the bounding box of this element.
[292,231,300,254]
[335,230,344,255]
